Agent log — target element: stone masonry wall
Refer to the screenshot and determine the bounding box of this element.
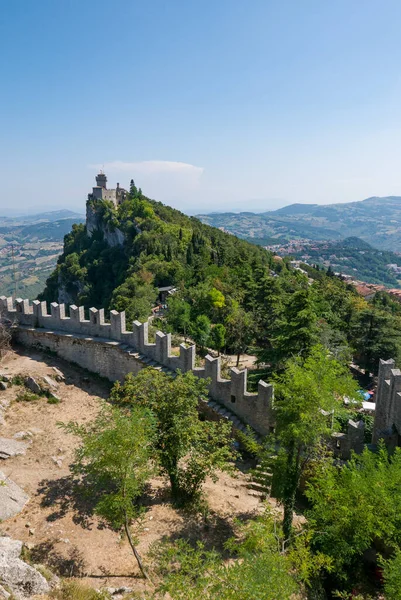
[0,296,274,436]
[14,327,145,382]
[372,358,401,445]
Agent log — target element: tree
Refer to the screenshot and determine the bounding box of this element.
[62,405,156,579]
[129,178,138,198]
[210,323,226,356]
[149,539,299,600]
[225,303,254,366]
[111,274,158,322]
[306,444,401,588]
[149,509,301,599]
[269,346,358,542]
[190,314,211,352]
[382,550,401,600]
[165,296,191,341]
[257,288,319,372]
[351,307,401,374]
[111,368,234,505]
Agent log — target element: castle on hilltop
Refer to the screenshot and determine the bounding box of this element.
[88,171,127,207]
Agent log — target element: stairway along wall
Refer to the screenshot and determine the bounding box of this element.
[0,296,274,436]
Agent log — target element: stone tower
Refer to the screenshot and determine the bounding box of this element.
[95,171,107,189]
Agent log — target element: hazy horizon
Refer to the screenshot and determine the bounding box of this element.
[1,193,398,220]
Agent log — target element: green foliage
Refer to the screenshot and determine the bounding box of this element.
[381,549,401,600]
[149,534,299,600]
[165,296,191,338]
[306,444,401,585]
[49,581,111,600]
[62,404,155,577]
[270,346,359,540]
[16,390,40,402]
[110,368,235,505]
[351,306,401,374]
[209,323,226,354]
[147,507,334,599]
[40,183,401,382]
[110,273,158,322]
[190,314,211,350]
[225,303,254,365]
[257,285,319,371]
[63,404,155,527]
[40,189,275,356]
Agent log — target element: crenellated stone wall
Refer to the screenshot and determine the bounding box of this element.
[0,296,274,436]
[330,419,365,460]
[0,295,372,452]
[372,358,401,446]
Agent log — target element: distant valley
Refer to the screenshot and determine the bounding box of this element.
[0,210,84,299]
[198,196,401,252]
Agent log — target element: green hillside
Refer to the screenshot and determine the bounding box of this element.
[39,184,401,381]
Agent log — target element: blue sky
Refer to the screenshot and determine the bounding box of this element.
[2,0,401,215]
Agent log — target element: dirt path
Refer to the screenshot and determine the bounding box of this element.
[0,346,266,594]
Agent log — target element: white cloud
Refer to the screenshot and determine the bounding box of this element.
[89,160,203,178]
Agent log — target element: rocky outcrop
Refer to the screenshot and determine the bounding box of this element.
[0,537,50,599]
[0,437,29,460]
[57,272,85,305]
[86,201,125,247]
[0,472,29,521]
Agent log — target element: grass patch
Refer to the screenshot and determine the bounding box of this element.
[49,581,111,600]
[12,374,24,386]
[16,390,40,402]
[35,564,54,582]
[47,395,60,404]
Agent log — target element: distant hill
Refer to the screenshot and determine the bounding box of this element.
[198,196,401,252]
[0,209,83,228]
[291,236,401,287]
[0,212,85,300]
[1,218,85,242]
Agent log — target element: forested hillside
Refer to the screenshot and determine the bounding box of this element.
[40,183,401,377]
[199,196,401,251]
[291,236,401,287]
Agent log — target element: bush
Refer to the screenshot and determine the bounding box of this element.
[49,581,111,600]
[16,390,41,402]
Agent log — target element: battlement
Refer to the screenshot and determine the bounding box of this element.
[372,358,401,444]
[0,296,274,436]
[331,418,365,460]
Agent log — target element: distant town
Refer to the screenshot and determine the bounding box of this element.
[265,238,401,302]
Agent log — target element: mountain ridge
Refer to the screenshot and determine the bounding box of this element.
[198,196,401,251]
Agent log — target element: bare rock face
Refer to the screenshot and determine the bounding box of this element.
[24,377,41,395]
[0,472,29,521]
[86,201,125,247]
[51,367,65,382]
[0,437,29,460]
[0,583,11,598]
[0,537,50,599]
[42,376,58,390]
